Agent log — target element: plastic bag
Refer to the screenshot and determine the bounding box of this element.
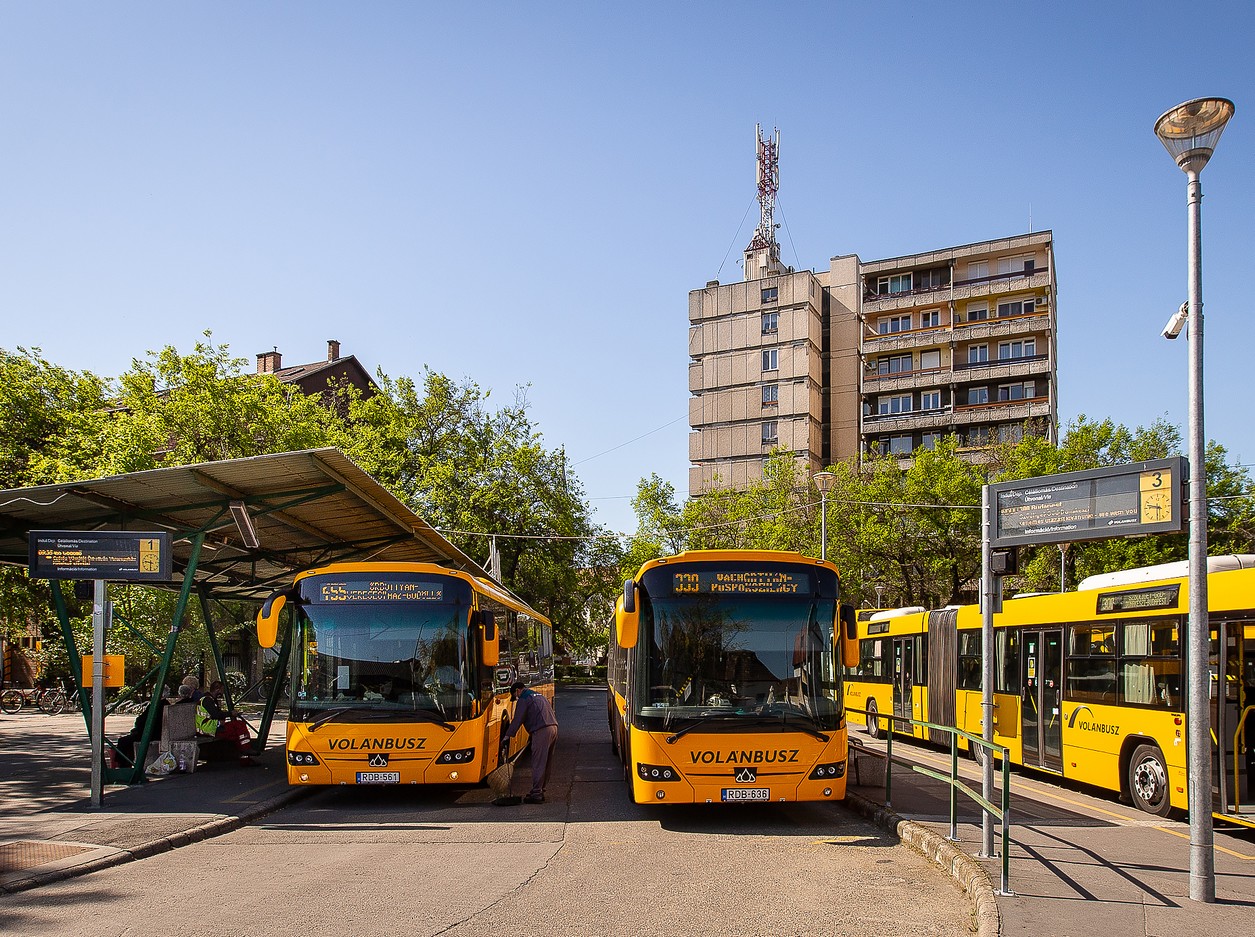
[146,750,178,776]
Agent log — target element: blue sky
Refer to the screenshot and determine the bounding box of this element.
[2,3,1252,537]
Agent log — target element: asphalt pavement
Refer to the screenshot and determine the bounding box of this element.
[3,696,1254,936]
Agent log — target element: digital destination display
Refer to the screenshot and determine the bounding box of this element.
[28,530,172,582]
[316,580,447,603]
[991,459,1183,548]
[672,570,809,595]
[1096,585,1181,615]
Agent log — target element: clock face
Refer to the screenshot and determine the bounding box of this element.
[1141,490,1172,523]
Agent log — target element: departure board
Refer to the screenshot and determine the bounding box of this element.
[315,579,447,603]
[671,570,809,595]
[991,458,1183,547]
[28,531,172,582]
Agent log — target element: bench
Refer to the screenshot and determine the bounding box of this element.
[157,701,205,772]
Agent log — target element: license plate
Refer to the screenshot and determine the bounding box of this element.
[356,772,400,784]
[721,788,770,802]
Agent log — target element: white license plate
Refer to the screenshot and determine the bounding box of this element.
[356,772,400,784]
[721,788,770,802]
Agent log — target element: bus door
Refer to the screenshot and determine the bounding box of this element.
[1213,620,1254,815]
[892,637,914,732]
[1021,629,1063,772]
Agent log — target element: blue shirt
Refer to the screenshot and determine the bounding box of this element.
[503,689,557,740]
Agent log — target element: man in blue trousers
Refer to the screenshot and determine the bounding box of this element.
[501,681,558,803]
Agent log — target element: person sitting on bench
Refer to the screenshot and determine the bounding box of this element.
[196,681,256,766]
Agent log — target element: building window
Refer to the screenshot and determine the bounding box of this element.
[762,384,778,407]
[996,298,1035,318]
[919,349,941,371]
[877,353,912,375]
[997,381,1036,401]
[997,339,1036,360]
[915,268,949,291]
[920,309,941,328]
[997,255,1036,276]
[761,311,778,333]
[888,435,913,455]
[762,348,778,371]
[921,432,941,450]
[967,387,989,406]
[966,261,989,281]
[967,344,988,365]
[877,273,912,294]
[966,426,995,446]
[878,314,912,334]
[966,303,988,322]
[761,286,778,303]
[920,389,941,411]
[878,394,912,416]
[996,424,1024,443]
[761,421,778,445]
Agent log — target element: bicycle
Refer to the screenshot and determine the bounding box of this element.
[1,687,33,714]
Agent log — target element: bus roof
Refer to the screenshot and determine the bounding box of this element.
[1076,554,1255,591]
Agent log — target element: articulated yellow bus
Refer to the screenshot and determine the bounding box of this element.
[256,562,552,787]
[844,556,1255,824]
[608,550,859,804]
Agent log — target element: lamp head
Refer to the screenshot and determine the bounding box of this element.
[1155,97,1235,174]
[813,471,836,495]
[1162,301,1189,340]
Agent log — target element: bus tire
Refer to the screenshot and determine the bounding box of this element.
[865,700,882,740]
[1128,743,1173,817]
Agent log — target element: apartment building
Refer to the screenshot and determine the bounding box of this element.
[688,230,1057,495]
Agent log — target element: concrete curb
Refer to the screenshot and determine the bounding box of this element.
[0,788,310,895]
[844,790,1001,937]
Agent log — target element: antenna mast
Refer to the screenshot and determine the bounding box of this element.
[746,124,781,254]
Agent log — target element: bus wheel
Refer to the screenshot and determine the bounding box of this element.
[1128,744,1173,817]
[865,700,882,740]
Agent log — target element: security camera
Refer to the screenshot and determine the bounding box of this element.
[1162,302,1189,340]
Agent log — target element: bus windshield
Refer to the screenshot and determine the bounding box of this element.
[638,564,842,731]
[292,594,476,724]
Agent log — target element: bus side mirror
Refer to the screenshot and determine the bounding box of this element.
[256,590,290,650]
[472,610,499,667]
[616,580,639,649]
[838,603,859,669]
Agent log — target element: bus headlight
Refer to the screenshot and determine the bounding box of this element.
[808,761,845,780]
[637,763,680,782]
[288,751,320,766]
[438,748,475,764]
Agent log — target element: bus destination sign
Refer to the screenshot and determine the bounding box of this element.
[990,458,1184,548]
[317,580,446,603]
[673,570,808,595]
[28,530,172,582]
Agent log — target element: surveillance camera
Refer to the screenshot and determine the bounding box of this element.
[1162,302,1189,340]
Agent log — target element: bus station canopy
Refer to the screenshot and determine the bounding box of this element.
[0,448,488,599]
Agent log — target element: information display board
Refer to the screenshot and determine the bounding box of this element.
[28,531,173,582]
[990,458,1184,548]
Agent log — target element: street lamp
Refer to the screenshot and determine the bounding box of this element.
[813,471,836,561]
[1154,95,1234,904]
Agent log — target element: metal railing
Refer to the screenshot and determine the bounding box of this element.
[847,704,1013,895]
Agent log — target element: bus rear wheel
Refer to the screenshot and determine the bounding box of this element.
[865,700,882,740]
[1128,744,1173,817]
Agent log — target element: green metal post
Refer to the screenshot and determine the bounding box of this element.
[129,534,205,784]
[1001,752,1012,895]
[949,732,959,842]
[49,581,90,729]
[884,716,892,808]
[197,585,231,706]
[249,616,293,756]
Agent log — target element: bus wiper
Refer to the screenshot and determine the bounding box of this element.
[409,709,457,732]
[753,713,829,743]
[665,711,745,744]
[307,707,455,732]
[308,708,355,731]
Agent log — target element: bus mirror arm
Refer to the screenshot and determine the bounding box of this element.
[256,589,296,650]
[838,604,859,669]
[616,581,640,649]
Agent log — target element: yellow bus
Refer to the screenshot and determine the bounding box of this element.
[844,556,1255,824]
[256,562,552,787]
[608,550,859,804]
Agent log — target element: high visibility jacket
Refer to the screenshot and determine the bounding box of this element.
[195,701,220,735]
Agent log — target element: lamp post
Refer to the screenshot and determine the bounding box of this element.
[1154,95,1234,904]
[813,471,835,562]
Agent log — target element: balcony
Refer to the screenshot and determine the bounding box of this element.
[951,397,1052,425]
[861,267,1050,314]
[954,309,1050,342]
[861,365,947,394]
[861,322,951,352]
[952,354,1052,383]
[861,407,956,434]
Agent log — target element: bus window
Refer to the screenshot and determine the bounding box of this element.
[858,639,887,682]
[1067,624,1117,703]
[996,629,1021,694]
[1120,619,1180,708]
[957,631,981,690]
